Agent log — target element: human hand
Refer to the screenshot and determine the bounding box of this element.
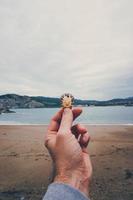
[45,108,92,197]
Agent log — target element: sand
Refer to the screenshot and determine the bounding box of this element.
[0,125,133,200]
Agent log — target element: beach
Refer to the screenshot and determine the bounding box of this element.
[0,125,133,200]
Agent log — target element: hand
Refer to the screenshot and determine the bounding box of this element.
[45,108,92,197]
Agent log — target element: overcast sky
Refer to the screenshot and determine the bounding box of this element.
[0,0,132,100]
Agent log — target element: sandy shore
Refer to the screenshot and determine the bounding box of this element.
[0,125,133,200]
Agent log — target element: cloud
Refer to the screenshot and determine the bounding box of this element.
[0,0,133,99]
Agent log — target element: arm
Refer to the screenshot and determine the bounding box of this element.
[43,183,89,200]
[43,108,92,199]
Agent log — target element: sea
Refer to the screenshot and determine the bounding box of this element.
[0,106,133,125]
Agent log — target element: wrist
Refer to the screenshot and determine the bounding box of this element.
[54,171,89,197]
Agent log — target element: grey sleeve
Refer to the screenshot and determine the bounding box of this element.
[43,183,90,200]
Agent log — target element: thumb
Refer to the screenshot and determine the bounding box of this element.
[58,108,73,134]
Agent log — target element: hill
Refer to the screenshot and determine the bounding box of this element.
[0,94,133,114]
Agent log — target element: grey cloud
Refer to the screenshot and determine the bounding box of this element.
[0,0,133,99]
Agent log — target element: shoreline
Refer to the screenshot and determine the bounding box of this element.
[0,125,133,200]
[0,123,133,125]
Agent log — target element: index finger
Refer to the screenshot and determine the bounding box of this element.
[48,107,82,132]
[58,108,73,133]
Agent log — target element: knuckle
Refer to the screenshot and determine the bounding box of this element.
[87,132,91,140]
[44,137,48,147]
[56,133,71,142]
[57,132,66,139]
[44,134,50,148]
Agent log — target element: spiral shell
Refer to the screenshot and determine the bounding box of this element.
[60,93,74,108]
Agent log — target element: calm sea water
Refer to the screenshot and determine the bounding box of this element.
[0,106,133,125]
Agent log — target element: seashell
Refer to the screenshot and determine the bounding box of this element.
[60,93,74,108]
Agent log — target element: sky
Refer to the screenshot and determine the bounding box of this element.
[0,0,133,100]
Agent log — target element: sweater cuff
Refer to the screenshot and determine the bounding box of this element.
[43,183,90,200]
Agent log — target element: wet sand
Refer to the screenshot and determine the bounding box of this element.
[0,125,133,200]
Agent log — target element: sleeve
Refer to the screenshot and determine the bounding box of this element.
[42,183,90,200]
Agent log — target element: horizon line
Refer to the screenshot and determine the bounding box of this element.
[0,92,133,102]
